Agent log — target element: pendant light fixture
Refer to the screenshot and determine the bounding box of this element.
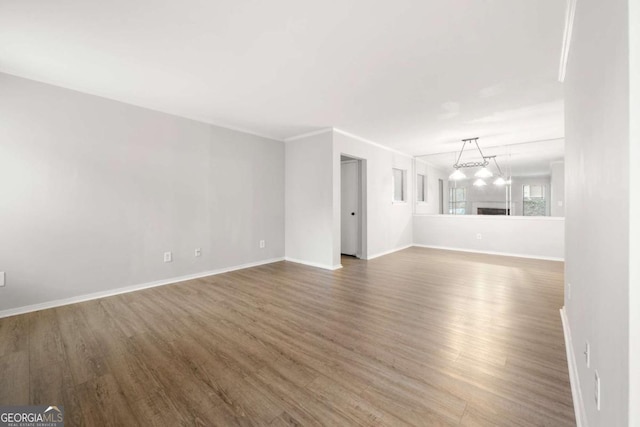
[486,156,506,185]
[450,138,509,187]
[451,137,489,179]
[449,169,467,180]
[493,176,507,186]
[475,167,493,178]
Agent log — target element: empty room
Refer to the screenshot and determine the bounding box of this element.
[0,0,638,426]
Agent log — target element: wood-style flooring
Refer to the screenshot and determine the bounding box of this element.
[0,247,575,426]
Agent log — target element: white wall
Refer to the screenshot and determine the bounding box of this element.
[333,130,413,261]
[285,129,414,268]
[415,160,449,215]
[564,0,631,424]
[284,132,336,269]
[413,215,564,260]
[629,1,640,424]
[0,73,285,314]
[550,162,565,217]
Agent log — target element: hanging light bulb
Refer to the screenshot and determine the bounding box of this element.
[474,167,493,178]
[494,176,506,186]
[473,178,487,187]
[449,169,466,180]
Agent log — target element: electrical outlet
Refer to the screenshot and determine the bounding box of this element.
[476,233,482,240]
[259,240,266,249]
[195,248,201,257]
[594,370,601,410]
[164,252,172,263]
[584,342,590,367]
[0,272,5,287]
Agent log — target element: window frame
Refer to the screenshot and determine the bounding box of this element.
[392,168,407,203]
[522,184,547,216]
[448,187,467,215]
[416,173,426,203]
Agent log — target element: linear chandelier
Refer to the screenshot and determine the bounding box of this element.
[449,137,509,186]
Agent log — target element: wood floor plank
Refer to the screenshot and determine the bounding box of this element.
[76,373,139,426]
[30,361,83,427]
[54,305,107,386]
[28,309,66,370]
[0,315,29,357]
[0,350,29,405]
[0,247,575,425]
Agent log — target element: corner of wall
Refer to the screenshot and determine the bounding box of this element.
[560,307,588,427]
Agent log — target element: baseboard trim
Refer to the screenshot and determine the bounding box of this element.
[560,307,587,427]
[411,244,564,262]
[0,257,285,319]
[366,244,413,260]
[284,257,342,270]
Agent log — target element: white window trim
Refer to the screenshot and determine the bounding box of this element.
[416,173,427,204]
[392,168,407,204]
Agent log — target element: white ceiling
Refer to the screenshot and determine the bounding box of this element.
[0,0,566,155]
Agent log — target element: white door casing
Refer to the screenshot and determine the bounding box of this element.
[341,161,358,256]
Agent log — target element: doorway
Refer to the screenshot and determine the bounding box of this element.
[340,155,366,258]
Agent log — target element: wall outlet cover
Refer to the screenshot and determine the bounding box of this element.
[164,252,172,263]
[0,272,5,287]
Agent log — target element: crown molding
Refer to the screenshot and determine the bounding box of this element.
[332,128,413,158]
[285,127,414,158]
[559,0,577,82]
[198,118,284,142]
[284,128,333,142]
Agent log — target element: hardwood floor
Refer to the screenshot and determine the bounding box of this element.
[0,247,575,426]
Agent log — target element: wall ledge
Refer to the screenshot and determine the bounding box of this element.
[413,214,565,221]
[412,244,564,262]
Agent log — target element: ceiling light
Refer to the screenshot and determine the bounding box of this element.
[486,156,508,186]
[473,178,487,187]
[475,167,493,178]
[451,137,490,180]
[449,169,466,180]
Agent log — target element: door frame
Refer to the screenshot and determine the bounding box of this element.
[340,154,367,259]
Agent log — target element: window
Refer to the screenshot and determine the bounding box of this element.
[523,184,546,216]
[392,168,406,202]
[417,174,426,202]
[449,187,466,214]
